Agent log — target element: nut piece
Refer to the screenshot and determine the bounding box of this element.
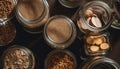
[90,45,99,52]
[91,16,102,27]
[100,43,109,50]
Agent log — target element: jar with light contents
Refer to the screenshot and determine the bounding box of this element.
[84,33,111,56]
[44,15,76,49]
[80,56,120,69]
[77,1,112,35]
[16,0,49,34]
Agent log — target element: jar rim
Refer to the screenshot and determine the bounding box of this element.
[81,1,112,33]
[1,45,35,69]
[44,15,77,49]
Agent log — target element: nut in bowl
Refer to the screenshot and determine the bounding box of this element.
[84,33,111,56]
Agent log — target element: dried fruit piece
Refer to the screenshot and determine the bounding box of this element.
[90,45,99,52]
[91,16,102,27]
[100,43,109,50]
[86,36,93,44]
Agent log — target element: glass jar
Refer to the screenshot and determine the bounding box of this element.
[0,19,16,46]
[45,49,77,69]
[44,15,77,49]
[76,1,112,35]
[58,0,81,8]
[81,56,120,69]
[16,0,49,34]
[111,0,120,29]
[1,45,35,69]
[84,33,111,56]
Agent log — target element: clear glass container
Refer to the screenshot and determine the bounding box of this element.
[111,0,120,29]
[76,1,112,35]
[84,33,111,56]
[0,19,16,46]
[45,49,77,69]
[44,15,77,49]
[81,56,120,69]
[58,0,81,8]
[16,0,49,34]
[1,45,35,69]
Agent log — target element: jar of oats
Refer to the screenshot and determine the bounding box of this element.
[44,15,77,49]
[1,45,35,69]
[81,56,120,69]
[45,49,77,69]
[16,0,49,34]
[76,1,112,35]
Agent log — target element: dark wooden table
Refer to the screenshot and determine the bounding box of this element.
[0,0,120,69]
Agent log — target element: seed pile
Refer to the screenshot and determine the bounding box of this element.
[85,35,110,53]
[47,52,74,69]
[3,48,30,69]
[0,0,14,18]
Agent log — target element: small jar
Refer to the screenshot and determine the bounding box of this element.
[1,45,35,69]
[84,33,111,56]
[58,0,81,8]
[16,0,49,34]
[111,0,120,29]
[44,15,77,49]
[77,1,112,35]
[0,19,16,46]
[45,49,77,69]
[81,56,120,69]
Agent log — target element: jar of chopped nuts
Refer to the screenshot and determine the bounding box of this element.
[76,1,112,35]
[1,45,35,69]
[45,49,77,69]
[80,56,120,69]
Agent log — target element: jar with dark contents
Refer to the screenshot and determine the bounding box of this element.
[76,1,112,35]
[16,0,49,34]
[84,33,111,56]
[45,50,77,69]
[1,45,35,69]
[111,0,120,29]
[0,19,16,46]
[80,56,120,69]
[58,0,81,8]
[44,15,76,49]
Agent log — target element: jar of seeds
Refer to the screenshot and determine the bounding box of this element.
[44,15,77,49]
[84,33,111,56]
[1,45,35,69]
[16,0,49,34]
[81,56,120,69]
[45,49,77,69]
[76,1,112,35]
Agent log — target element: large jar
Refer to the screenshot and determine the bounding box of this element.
[76,1,112,35]
[44,15,77,49]
[80,56,120,69]
[16,0,49,34]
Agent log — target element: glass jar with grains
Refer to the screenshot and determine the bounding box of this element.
[1,45,35,69]
[0,0,17,46]
[44,15,76,49]
[45,50,77,69]
[76,1,112,35]
[16,0,49,34]
[80,56,120,69]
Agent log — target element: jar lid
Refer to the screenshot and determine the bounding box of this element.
[45,49,77,69]
[2,45,35,69]
[44,15,76,49]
